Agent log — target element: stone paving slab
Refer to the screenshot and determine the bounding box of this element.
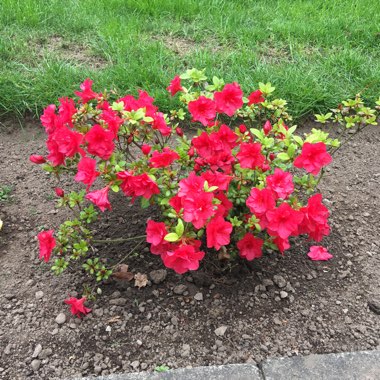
[77,350,380,380]
[262,350,380,380]
[81,364,262,380]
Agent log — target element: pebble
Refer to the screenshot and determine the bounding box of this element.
[109,298,127,306]
[35,291,44,300]
[194,292,203,301]
[149,269,167,284]
[131,360,140,370]
[173,284,187,295]
[368,298,380,315]
[31,359,41,371]
[32,344,42,358]
[280,291,288,299]
[181,344,191,357]
[273,275,287,288]
[214,325,228,337]
[55,313,66,325]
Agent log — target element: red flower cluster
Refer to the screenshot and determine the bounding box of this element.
[117,171,160,201]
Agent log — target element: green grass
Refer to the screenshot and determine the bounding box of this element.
[1,0,380,119]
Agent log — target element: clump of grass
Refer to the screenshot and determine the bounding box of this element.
[1,0,380,119]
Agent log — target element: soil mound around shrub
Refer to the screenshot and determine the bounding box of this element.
[0,121,379,379]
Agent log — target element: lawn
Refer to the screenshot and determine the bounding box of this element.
[1,0,380,119]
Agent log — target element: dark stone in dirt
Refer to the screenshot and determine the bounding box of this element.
[273,275,287,288]
[173,284,187,295]
[31,359,41,372]
[109,298,127,306]
[368,299,380,315]
[149,269,167,285]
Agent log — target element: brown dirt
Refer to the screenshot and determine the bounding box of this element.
[0,119,379,379]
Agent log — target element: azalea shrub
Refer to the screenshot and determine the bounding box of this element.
[31,68,379,312]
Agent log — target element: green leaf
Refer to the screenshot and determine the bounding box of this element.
[250,128,264,140]
[111,184,119,193]
[140,197,150,209]
[277,152,290,161]
[175,219,184,237]
[164,233,179,242]
[293,136,303,146]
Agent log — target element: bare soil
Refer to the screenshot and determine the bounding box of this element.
[0,119,379,379]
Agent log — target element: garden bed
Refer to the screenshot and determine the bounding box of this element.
[0,119,379,379]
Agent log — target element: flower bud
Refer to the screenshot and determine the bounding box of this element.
[55,187,65,197]
[188,146,194,158]
[175,127,184,137]
[29,155,46,164]
[141,144,151,155]
[127,135,134,144]
[269,153,276,161]
[263,120,272,136]
[239,124,247,133]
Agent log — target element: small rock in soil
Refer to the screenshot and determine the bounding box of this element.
[131,360,140,370]
[173,284,187,295]
[181,344,191,357]
[55,313,66,325]
[31,359,41,372]
[35,291,44,300]
[32,344,42,358]
[368,298,380,315]
[214,326,228,337]
[273,275,287,288]
[194,292,203,301]
[280,291,288,299]
[149,269,167,284]
[109,298,127,306]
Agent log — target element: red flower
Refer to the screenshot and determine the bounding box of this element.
[236,142,265,169]
[146,220,168,246]
[246,187,276,216]
[263,120,272,135]
[149,148,180,168]
[152,112,171,136]
[75,78,98,103]
[74,157,100,190]
[294,142,332,176]
[266,203,304,239]
[166,75,183,96]
[55,187,65,197]
[183,191,215,229]
[52,126,84,158]
[237,233,263,261]
[299,193,330,241]
[188,96,216,126]
[37,230,56,263]
[266,168,294,199]
[201,171,232,191]
[214,82,243,116]
[169,195,183,213]
[239,124,247,133]
[100,108,123,138]
[161,244,205,274]
[46,136,65,166]
[214,191,233,217]
[85,124,115,160]
[85,187,111,212]
[40,104,58,134]
[248,90,264,105]
[307,246,333,261]
[117,171,160,200]
[178,172,205,197]
[141,144,151,155]
[29,155,46,164]
[64,297,91,318]
[119,90,157,117]
[206,216,232,250]
[273,236,290,253]
[58,97,76,127]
